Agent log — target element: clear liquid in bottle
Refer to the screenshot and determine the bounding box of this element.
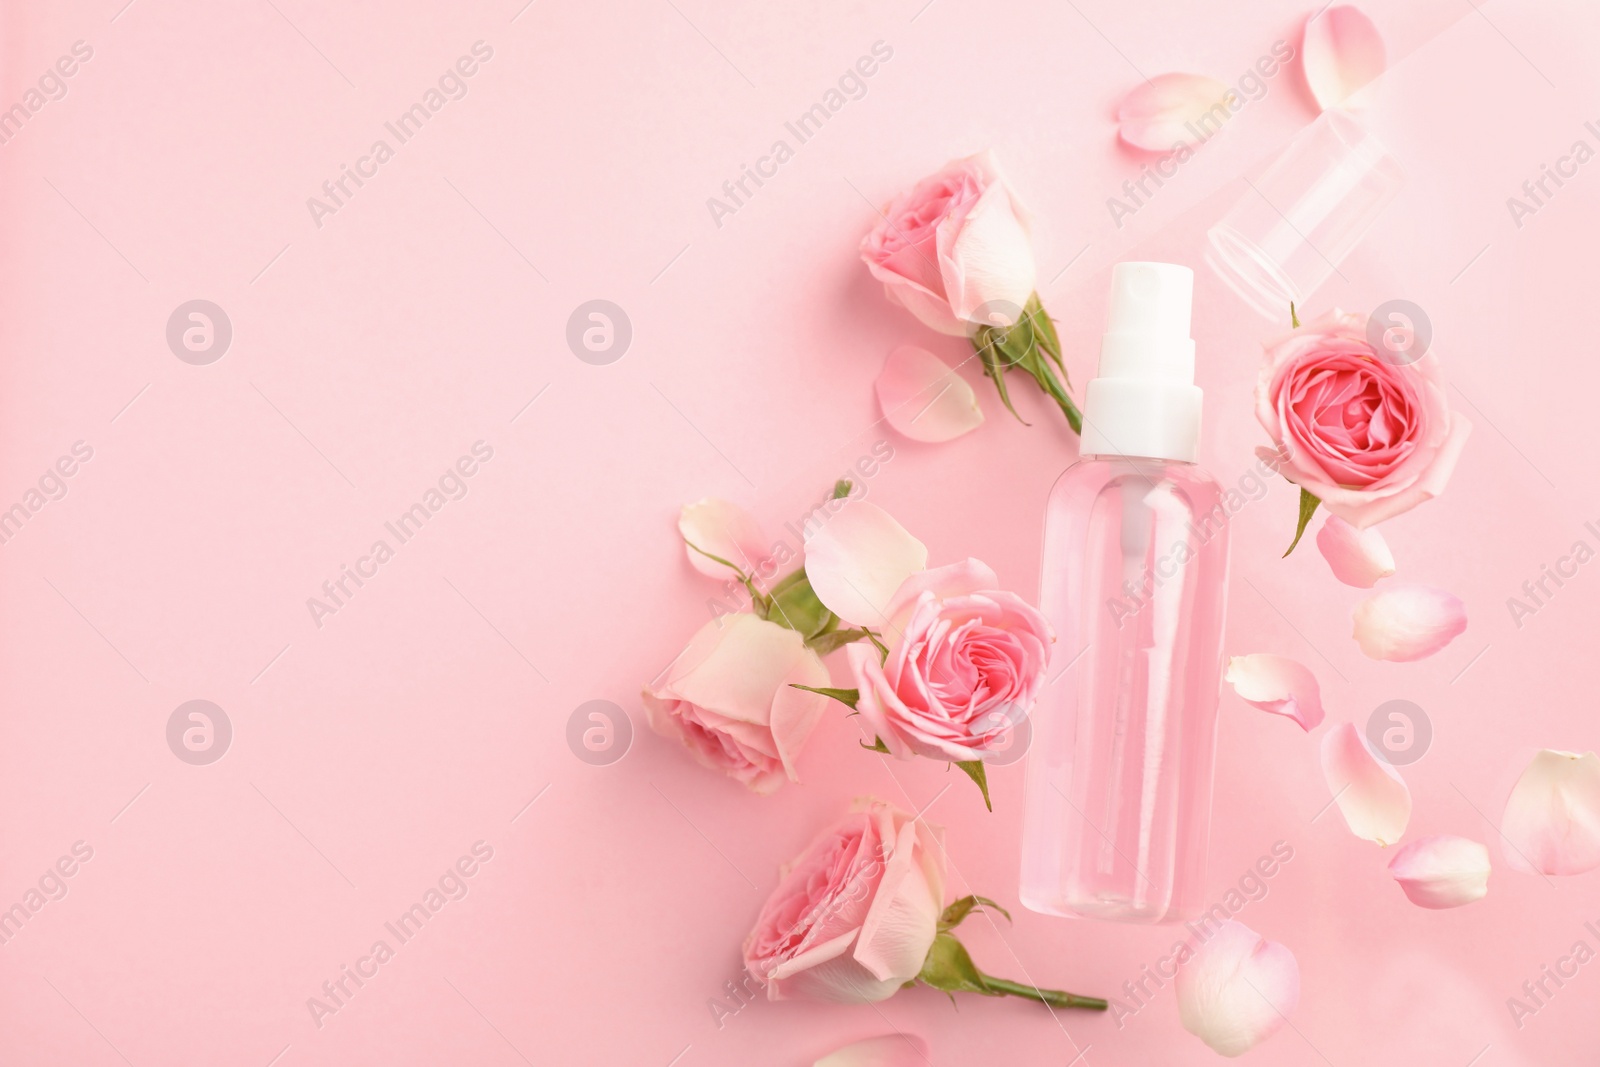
[1019,261,1230,924]
[1021,455,1228,923]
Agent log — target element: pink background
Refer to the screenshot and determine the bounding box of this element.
[1,0,1597,1063]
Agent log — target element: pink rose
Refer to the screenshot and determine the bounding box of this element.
[642,614,829,794]
[742,799,945,1003]
[848,559,1051,764]
[859,150,1036,335]
[1255,310,1471,528]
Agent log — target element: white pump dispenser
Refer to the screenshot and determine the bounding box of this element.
[1078,262,1203,463]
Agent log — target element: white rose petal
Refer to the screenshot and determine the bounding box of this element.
[1176,920,1300,1057]
[1502,749,1600,876]
[1316,514,1396,588]
[1320,722,1411,846]
[1388,835,1491,908]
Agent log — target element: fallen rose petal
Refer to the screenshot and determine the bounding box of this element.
[1321,722,1411,845]
[803,499,928,627]
[1502,749,1600,876]
[1225,654,1325,731]
[1316,514,1396,588]
[875,346,984,443]
[1176,920,1300,1057]
[815,1035,932,1067]
[1352,584,1466,662]
[1117,73,1233,151]
[1388,835,1491,908]
[678,498,769,579]
[1303,5,1386,110]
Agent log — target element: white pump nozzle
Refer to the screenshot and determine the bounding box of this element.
[1079,262,1203,463]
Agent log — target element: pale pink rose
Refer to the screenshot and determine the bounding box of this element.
[849,559,1051,764]
[1320,722,1411,846]
[1255,310,1471,528]
[1224,653,1325,731]
[743,799,945,1004]
[1351,584,1466,662]
[1176,920,1300,1057]
[1388,835,1491,908]
[642,614,829,794]
[1501,749,1600,876]
[859,150,1036,336]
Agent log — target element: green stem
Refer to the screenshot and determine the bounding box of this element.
[979,976,1107,1011]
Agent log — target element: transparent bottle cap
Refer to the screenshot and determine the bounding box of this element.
[1206,110,1404,319]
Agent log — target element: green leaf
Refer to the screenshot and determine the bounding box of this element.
[970,295,1082,435]
[832,479,853,500]
[955,760,993,812]
[1290,301,1301,329]
[916,933,993,996]
[939,894,1012,933]
[1026,294,1065,369]
[1018,344,1084,435]
[1282,488,1321,557]
[766,570,834,639]
[972,330,1027,424]
[766,567,808,596]
[859,736,891,754]
[806,627,876,656]
[789,684,859,710]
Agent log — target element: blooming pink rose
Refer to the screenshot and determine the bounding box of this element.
[859,151,1036,336]
[848,559,1051,764]
[642,614,829,794]
[1255,310,1471,528]
[743,799,945,1003]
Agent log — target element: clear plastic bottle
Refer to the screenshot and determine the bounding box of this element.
[1020,263,1230,924]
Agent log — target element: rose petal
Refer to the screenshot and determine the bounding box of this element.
[1352,584,1466,661]
[1316,514,1396,587]
[769,647,832,784]
[678,498,768,579]
[1303,5,1386,110]
[815,1035,932,1067]
[938,167,1036,324]
[854,815,945,982]
[1176,920,1300,1057]
[803,500,928,627]
[1501,749,1600,876]
[1321,722,1411,845]
[882,557,1000,633]
[875,346,984,444]
[1387,835,1491,908]
[1117,73,1233,151]
[1224,654,1325,731]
